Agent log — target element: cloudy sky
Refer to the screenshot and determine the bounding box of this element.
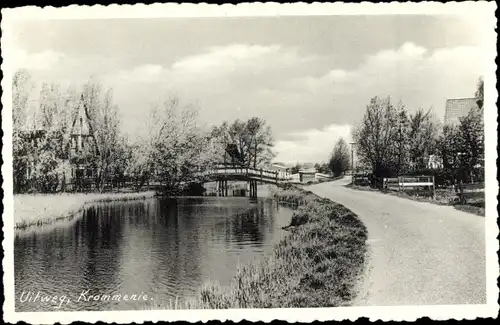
[10,15,487,164]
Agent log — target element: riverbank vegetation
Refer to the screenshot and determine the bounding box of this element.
[190,186,367,308]
[14,191,156,229]
[13,70,275,196]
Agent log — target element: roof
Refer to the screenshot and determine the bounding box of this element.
[444,98,481,125]
[300,162,315,169]
[299,168,317,174]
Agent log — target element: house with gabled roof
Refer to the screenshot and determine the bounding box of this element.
[444,98,483,125]
[18,94,100,192]
[65,94,100,191]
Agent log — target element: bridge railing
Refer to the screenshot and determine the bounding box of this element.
[199,165,292,182]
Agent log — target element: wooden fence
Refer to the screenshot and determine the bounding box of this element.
[383,175,435,196]
[457,182,485,204]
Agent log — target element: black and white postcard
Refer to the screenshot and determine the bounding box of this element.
[1,2,498,323]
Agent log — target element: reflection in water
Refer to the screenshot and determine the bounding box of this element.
[14,197,292,311]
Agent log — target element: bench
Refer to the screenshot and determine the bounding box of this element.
[352,175,370,186]
[457,182,485,204]
[383,176,434,192]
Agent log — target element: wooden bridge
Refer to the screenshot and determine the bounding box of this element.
[199,164,292,198]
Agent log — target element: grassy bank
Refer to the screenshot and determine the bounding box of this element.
[187,186,367,309]
[14,191,156,229]
[346,183,485,216]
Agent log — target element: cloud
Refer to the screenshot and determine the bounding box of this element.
[11,48,64,71]
[284,42,483,122]
[274,124,352,164]
[102,41,483,149]
[171,44,282,74]
[15,40,484,162]
[114,64,164,83]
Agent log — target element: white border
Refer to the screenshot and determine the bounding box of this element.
[2,2,498,323]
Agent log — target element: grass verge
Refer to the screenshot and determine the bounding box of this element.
[14,191,157,229]
[346,183,485,216]
[182,186,368,309]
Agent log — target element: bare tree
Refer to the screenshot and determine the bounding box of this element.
[246,117,275,168]
[212,117,274,168]
[407,108,439,171]
[80,80,121,192]
[137,96,220,195]
[211,120,248,165]
[352,96,399,186]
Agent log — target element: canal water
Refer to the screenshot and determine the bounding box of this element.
[14,196,293,311]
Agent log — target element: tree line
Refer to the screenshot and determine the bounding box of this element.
[352,77,484,188]
[12,69,274,195]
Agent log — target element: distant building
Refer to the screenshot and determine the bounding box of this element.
[67,96,100,189]
[425,154,443,170]
[444,98,482,125]
[298,165,317,183]
[268,162,292,181]
[270,163,289,172]
[299,170,316,183]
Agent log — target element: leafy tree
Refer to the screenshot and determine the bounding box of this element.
[12,69,33,130]
[390,102,411,175]
[290,163,301,174]
[457,109,484,183]
[12,69,34,193]
[436,109,484,185]
[475,76,484,109]
[29,131,64,193]
[328,138,350,177]
[436,124,460,185]
[314,163,330,174]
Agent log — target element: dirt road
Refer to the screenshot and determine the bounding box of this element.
[308,178,486,306]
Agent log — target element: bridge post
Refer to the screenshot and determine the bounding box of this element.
[225,180,228,197]
[249,180,257,198]
[222,180,226,197]
[219,180,225,197]
[248,180,253,198]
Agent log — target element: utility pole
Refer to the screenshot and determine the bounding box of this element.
[350,142,356,183]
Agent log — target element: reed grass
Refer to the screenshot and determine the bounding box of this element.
[14,191,157,229]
